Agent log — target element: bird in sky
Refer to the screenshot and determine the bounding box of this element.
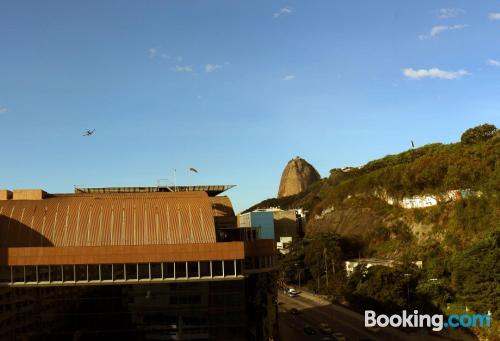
[83,129,95,136]
[189,167,199,173]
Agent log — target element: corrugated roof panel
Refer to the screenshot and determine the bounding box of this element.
[5,208,16,246]
[182,203,193,243]
[0,192,217,247]
[209,196,235,217]
[9,207,23,246]
[149,202,157,244]
[164,201,173,244]
[76,201,89,247]
[144,202,154,245]
[88,203,100,247]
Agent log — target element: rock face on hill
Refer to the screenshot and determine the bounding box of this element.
[278,157,321,198]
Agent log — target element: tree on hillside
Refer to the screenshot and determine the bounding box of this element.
[304,233,342,290]
[280,237,308,284]
[461,123,497,144]
[279,232,362,295]
[346,265,420,314]
[450,231,500,318]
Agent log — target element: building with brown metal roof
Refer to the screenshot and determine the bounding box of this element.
[0,189,274,271]
[0,187,278,340]
[1,191,216,248]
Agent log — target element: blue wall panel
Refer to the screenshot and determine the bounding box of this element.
[250,212,274,240]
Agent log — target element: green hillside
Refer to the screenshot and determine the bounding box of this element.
[248,123,499,250]
[248,124,500,339]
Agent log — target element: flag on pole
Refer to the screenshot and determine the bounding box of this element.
[189,167,199,173]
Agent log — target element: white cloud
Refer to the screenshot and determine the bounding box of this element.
[177,56,183,62]
[171,65,193,73]
[436,24,468,35]
[487,59,500,67]
[273,7,292,18]
[283,74,296,81]
[489,13,500,20]
[161,53,170,59]
[148,48,158,58]
[419,24,468,40]
[438,8,464,19]
[403,68,469,80]
[205,64,222,73]
[0,106,7,113]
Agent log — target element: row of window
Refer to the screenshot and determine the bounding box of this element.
[0,255,275,284]
[4,261,241,283]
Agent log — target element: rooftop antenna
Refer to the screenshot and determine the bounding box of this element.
[173,169,177,192]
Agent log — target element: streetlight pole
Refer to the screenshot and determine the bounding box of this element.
[294,263,303,289]
[324,248,329,288]
[173,169,177,192]
[404,273,411,307]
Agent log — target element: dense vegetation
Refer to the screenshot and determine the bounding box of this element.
[280,230,499,339]
[252,124,500,339]
[250,123,499,212]
[325,124,499,203]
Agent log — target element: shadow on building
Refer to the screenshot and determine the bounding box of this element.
[0,216,55,341]
[3,273,277,341]
[0,215,54,247]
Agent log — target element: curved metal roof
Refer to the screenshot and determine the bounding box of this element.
[0,192,216,247]
[209,196,235,217]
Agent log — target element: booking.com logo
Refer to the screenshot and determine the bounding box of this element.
[365,310,491,331]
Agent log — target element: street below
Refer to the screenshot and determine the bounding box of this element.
[278,291,450,341]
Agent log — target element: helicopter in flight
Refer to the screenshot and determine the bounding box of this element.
[82,129,95,136]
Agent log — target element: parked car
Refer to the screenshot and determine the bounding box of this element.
[367,326,381,334]
[287,288,299,297]
[319,323,333,335]
[303,325,316,335]
[332,332,346,340]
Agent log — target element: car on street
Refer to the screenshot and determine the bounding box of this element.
[367,326,381,334]
[303,325,316,335]
[319,323,333,335]
[287,288,299,297]
[332,332,347,340]
[289,308,299,315]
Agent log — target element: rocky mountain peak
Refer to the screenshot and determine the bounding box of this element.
[277,157,320,198]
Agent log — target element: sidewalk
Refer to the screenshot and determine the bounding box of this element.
[296,288,367,323]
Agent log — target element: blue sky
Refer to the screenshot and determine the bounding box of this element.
[1,1,499,212]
